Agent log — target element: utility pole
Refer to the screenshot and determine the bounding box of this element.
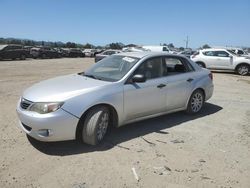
[184,36,189,49]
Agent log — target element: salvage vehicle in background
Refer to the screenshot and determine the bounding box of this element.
[227,48,249,57]
[30,47,61,59]
[95,49,121,62]
[142,45,173,53]
[82,49,97,57]
[0,44,30,60]
[68,49,85,57]
[191,48,250,76]
[17,52,214,145]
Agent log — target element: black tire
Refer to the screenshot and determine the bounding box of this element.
[20,54,26,60]
[186,89,205,114]
[81,106,110,145]
[236,64,249,76]
[196,62,205,68]
[41,54,47,59]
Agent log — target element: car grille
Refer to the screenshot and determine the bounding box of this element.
[20,98,33,110]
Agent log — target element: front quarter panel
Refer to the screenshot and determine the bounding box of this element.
[61,83,124,125]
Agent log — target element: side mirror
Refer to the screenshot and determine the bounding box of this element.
[132,74,146,83]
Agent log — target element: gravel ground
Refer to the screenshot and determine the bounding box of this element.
[0,58,250,188]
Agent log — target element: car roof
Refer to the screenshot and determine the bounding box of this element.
[115,51,177,59]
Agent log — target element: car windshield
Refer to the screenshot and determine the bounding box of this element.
[84,55,139,82]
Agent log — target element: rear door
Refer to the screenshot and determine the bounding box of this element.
[163,57,194,111]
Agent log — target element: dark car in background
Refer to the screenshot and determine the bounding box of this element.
[30,47,61,59]
[68,49,84,57]
[0,44,30,60]
[95,49,121,62]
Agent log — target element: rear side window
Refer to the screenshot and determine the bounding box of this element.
[164,57,192,75]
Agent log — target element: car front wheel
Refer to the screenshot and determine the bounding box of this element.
[186,89,204,114]
[236,64,249,76]
[81,106,110,145]
[20,54,26,60]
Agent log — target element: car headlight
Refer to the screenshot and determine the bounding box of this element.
[29,102,64,114]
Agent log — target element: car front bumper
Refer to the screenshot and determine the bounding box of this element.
[16,103,79,142]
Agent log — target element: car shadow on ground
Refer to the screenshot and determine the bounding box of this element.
[27,102,222,156]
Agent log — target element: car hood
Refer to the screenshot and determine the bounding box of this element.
[23,74,111,102]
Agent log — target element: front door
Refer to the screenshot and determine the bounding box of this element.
[123,57,167,120]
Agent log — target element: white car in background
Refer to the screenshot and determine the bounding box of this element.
[191,48,250,76]
[228,48,250,57]
[82,49,97,57]
[142,45,174,53]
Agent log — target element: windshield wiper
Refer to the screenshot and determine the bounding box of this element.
[84,74,102,80]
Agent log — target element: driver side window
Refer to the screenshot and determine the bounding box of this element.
[134,57,164,80]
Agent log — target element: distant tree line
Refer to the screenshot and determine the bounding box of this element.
[0,37,126,49]
[0,37,249,52]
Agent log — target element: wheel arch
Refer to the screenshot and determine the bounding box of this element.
[235,62,250,71]
[75,103,119,140]
[186,87,206,108]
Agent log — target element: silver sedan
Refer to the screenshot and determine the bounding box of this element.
[16,52,214,145]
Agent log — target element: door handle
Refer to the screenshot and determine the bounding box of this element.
[187,78,194,82]
[157,84,166,88]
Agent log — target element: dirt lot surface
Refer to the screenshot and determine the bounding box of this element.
[0,58,250,188]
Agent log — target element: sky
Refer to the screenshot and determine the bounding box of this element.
[0,0,250,48]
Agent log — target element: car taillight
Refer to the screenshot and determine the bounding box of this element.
[209,72,213,80]
[191,51,199,58]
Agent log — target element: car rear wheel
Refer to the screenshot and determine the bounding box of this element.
[20,54,26,60]
[81,106,110,145]
[186,89,204,114]
[236,64,249,76]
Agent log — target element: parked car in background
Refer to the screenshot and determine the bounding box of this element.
[30,47,61,59]
[122,47,148,52]
[17,52,213,145]
[142,45,173,53]
[95,49,121,62]
[68,49,84,57]
[58,48,70,57]
[178,50,196,58]
[82,49,97,57]
[227,48,249,57]
[0,44,30,60]
[191,48,250,75]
